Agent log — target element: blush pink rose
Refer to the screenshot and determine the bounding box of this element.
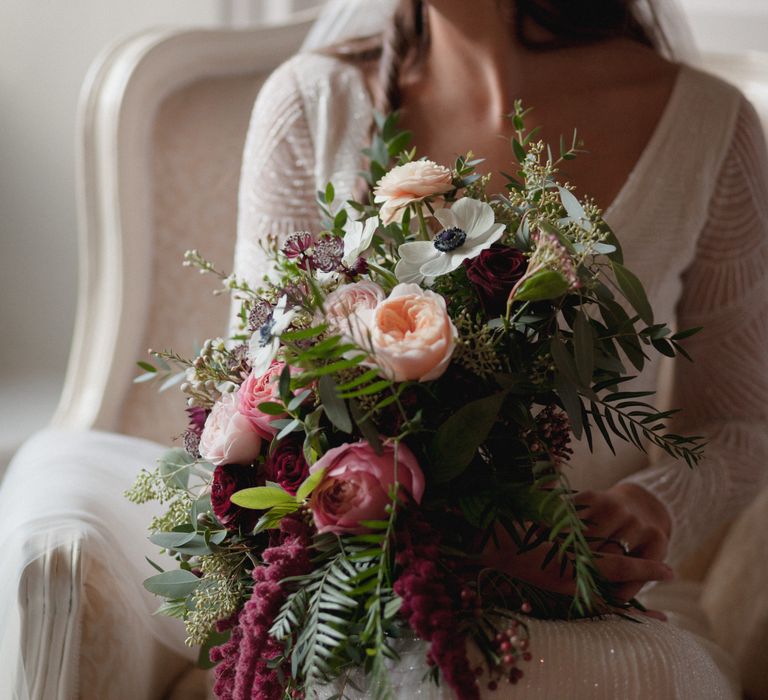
[199,392,262,466]
[369,283,457,382]
[373,160,453,225]
[238,361,288,440]
[309,441,425,534]
[321,280,384,346]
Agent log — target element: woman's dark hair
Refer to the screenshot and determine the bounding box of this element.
[330,0,668,115]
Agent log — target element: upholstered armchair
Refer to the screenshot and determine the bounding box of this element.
[3,16,768,697]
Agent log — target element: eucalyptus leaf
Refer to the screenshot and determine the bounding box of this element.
[149,531,197,549]
[319,375,353,433]
[559,186,588,224]
[143,569,201,599]
[158,447,194,490]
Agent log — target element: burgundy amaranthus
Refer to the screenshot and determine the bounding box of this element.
[211,517,312,700]
[393,512,480,700]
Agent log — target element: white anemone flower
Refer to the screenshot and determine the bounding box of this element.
[394,197,505,284]
[247,296,297,375]
[342,216,379,267]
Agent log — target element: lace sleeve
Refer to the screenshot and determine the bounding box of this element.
[232,57,321,296]
[621,97,768,566]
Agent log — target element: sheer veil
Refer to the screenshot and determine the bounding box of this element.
[301,0,700,64]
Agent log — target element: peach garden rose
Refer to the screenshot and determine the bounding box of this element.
[373,159,453,225]
[308,441,425,534]
[369,283,457,382]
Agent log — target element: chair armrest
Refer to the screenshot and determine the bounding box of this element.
[701,485,768,700]
[0,429,195,700]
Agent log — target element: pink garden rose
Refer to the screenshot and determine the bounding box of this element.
[369,283,457,382]
[309,441,425,534]
[238,361,288,439]
[373,160,453,225]
[199,392,262,466]
[321,280,384,347]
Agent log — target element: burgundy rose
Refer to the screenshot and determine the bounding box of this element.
[211,463,264,532]
[463,243,527,315]
[265,439,309,496]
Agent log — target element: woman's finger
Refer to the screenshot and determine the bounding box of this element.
[596,551,674,584]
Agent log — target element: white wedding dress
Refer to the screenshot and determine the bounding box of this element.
[230,51,768,699]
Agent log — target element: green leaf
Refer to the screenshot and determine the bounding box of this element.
[198,629,230,670]
[559,187,587,223]
[275,417,301,441]
[143,569,200,599]
[230,486,296,510]
[513,269,570,302]
[297,469,325,501]
[386,131,412,157]
[319,375,353,433]
[612,262,653,325]
[430,392,507,483]
[282,324,327,342]
[512,138,526,163]
[137,361,156,373]
[550,334,581,388]
[279,364,292,405]
[149,531,197,549]
[555,374,583,439]
[257,401,286,416]
[325,182,335,204]
[573,311,594,386]
[158,447,194,490]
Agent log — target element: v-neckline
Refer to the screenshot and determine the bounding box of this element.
[350,60,689,223]
[602,63,688,222]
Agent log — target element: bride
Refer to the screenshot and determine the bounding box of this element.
[232,0,768,697]
[1,0,766,698]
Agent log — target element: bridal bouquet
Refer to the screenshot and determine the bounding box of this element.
[128,105,702,700]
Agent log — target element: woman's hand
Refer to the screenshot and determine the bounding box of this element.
[482,483,673,605]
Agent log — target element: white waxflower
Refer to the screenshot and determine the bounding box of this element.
[342,216,379,267]
[247,296,296,376]
[394,197,505,283]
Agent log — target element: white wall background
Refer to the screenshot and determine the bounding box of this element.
[0,0,766,461]
[0,0,320,461]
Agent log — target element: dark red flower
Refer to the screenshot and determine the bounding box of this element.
[211,463,264,532]
[463,243,527,315]
[186,406,208,435]
[265,439,309,496]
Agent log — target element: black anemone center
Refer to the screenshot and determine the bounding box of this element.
[258,315,275,347]
[433,226,467,253]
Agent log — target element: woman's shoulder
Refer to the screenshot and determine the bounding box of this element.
[259,51,370,108]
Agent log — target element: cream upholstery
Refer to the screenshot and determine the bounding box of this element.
[16,28,768,700]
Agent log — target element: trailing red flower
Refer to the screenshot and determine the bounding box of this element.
[211,517,312,700]
[393,511,480,700]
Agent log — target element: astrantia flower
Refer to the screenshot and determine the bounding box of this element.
[342,216,378,267]
[395,198,505,284]
[374,160,453,225]
[247,296,296,376]
[313,235,344,273]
